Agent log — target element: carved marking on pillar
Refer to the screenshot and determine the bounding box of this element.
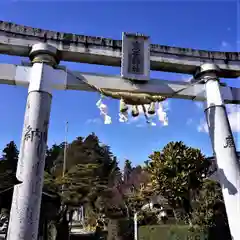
[23,123,48,160]
[8,100,49,240]
[224,135,235,148]
[17,99,31,180]
[31,176,41,195]
[11,184,40,239]
[37,120,48,159]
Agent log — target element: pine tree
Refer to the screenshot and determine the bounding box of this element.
[2,141,19,172]
[0,141,20,190]
[45,143,65,174]
[51,133,121,211]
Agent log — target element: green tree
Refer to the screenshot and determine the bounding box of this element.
[51,133,120,212]
[2,141,19,172]
[45,143,65,174]
[0,141,20,190]
[43,135,145,239]
[147,141,211,224]
[124,166,152,216]
[191,179,223,229]
[43,143,65,194]
[59,163,103,206]
[106,165,153,240]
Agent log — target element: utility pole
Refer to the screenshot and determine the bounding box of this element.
[81,205,85,228]
[62,121,68,179]
[61,120,68,206]
[7,43,59,240]
[134,211,138,240]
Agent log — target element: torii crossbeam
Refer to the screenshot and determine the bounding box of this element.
[1,63,240,103]
[0,21,240,240]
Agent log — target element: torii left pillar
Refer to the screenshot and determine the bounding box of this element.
[7,43,59,240]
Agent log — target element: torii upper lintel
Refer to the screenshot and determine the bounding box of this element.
[0,20,240,78]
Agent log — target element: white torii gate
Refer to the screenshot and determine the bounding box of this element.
[0,22,240,240]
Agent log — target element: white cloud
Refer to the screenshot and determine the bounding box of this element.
[195,102,204,109]
[85,118,102,125]
[186,118,193,125]
[221,41,229,48]
[136,123,145,128]
[227,104,240,132]
[197,104,240,133]
[197,118,208,133]
[237,40,240,48]
[220,41,234,51]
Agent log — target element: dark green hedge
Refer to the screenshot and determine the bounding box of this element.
[139,225,207,240]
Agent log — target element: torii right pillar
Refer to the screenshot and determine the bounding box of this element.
[195,63,240,239]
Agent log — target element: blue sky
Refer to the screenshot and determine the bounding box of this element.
[0,1,239,168]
